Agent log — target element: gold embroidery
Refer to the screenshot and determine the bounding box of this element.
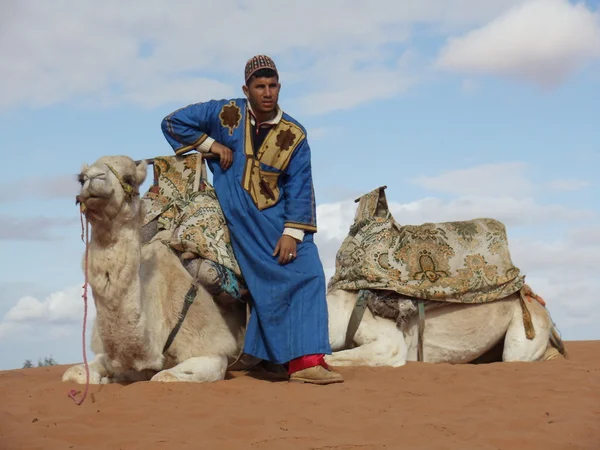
[259,170,280,202]
[241,112,306,210]
[276,128,297,151]
[219,101,242,136]
[174,134,209,156]
[254,119,305,171]
[242,158,281,210]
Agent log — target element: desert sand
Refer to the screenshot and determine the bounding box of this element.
[1,340,598,450]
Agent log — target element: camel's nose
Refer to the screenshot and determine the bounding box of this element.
[75,194,85,205]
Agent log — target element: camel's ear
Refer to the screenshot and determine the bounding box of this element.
[135,160,148,186]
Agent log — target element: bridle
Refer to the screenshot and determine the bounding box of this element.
[105,163,139,198]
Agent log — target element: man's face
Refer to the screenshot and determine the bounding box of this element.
[243,76,280,115]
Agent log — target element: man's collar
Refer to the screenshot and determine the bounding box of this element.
[247,100,283,126]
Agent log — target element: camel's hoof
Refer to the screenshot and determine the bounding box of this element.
[150,371,179,382]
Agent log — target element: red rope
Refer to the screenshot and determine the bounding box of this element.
[68,211,90,405]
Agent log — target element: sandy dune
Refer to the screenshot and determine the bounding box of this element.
[1,341,598,449]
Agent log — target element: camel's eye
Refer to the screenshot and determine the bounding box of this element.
[77,174,85,185]
[122,175,135,187]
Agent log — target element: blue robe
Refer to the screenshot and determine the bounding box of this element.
[161,98,332,364]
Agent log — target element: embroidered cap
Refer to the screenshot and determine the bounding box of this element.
[245,54,278,83]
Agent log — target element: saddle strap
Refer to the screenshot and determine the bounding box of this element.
[417,299,425,362]
[162,284,199,354]
[345,291,369,348]
[226,301,256,371]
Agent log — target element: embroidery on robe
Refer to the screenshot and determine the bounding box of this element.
[219,101,242,136]
[241,113,306,211]
[276,128,297,151]
[242,159,281,210]
[255,119,305,169]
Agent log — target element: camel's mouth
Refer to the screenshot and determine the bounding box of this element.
[76,193,110,212]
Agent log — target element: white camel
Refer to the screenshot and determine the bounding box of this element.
[62,156,246,385]
[324,286,565,368]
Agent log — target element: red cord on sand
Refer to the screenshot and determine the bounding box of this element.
[69,211,90,405]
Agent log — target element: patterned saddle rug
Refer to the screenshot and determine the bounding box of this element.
[141,154,247,300]
[327,186,525,304]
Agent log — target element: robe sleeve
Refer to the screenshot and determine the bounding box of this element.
[282,138,317,233]
[161,101,220,155]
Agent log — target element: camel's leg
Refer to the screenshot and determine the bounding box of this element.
[502,299,553,362]
[62,354,156,384]
[324,290,407,368]
[62,320,152,385]
[62,320,112,384]
[62,354,113,385]
[325,318,407,368]
[150,355,228,383]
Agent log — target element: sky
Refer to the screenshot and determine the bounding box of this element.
[0,0,598,370]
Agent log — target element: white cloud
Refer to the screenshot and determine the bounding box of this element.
[0,215,78,241]
[122,77,235,110]
[409,162,593,198]
[436,0,600,86]
[2,284,93,331]
[410,162,533,197]
[0,0,542,113]
[545,178,593,191]
[509,232,600,328]
[391,196,593,226]
[569,226,600,245]
[0,322,30,340]
[0,284,96,368]
[0,174,80,202]
[293,50,418,115]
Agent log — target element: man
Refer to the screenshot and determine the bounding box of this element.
[160,55,343,385]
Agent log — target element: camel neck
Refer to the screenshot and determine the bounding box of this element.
[87,219,151,369]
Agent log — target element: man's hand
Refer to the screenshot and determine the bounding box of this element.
[210,142,233,170]
[273,235,298,265]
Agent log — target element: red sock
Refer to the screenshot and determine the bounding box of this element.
[288,354,328,375]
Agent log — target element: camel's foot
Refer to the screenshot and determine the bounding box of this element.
[542,346,564,361]
[325,343,407,368]
[324,352,357,367]
[150,355,228,383]
[62,363,112,385]
[61,355,155,384]
[151,371,179,382]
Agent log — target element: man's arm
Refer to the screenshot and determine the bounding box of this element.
[281,137,317,235]
[272,137,317,264]
[161,102,217,155]
[161,101,232,168]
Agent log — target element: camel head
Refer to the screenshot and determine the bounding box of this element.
[77,156,147,223]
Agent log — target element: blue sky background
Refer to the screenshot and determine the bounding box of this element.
[0,0,598,370]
